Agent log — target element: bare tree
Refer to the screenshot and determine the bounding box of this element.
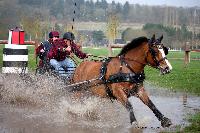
[106,12,119,56]
[20,15,42,41]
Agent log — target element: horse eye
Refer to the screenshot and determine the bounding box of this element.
[153,44,157,47]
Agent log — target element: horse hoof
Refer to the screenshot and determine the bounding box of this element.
[131,121,138,127]
[161,117,172,127]
[130,113,137,124]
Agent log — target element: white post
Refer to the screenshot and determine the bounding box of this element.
[8,30,12,44]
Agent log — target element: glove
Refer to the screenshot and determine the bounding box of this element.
[65,46,72,52]
[40,49,45,53]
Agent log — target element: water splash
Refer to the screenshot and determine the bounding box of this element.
[0,73,129,130]
[0,73,63,107]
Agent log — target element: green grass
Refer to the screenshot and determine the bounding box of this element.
[161,113,200,133]
[145,59,200,95]
[167,51,200,59]
[28,46,37,71]
[83,47,110,56]
[170,112,200,133]
[183,113,200,132]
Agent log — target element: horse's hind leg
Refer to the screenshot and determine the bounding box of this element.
[136,86,172,127]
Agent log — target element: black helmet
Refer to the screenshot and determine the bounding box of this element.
[63,32,75,41]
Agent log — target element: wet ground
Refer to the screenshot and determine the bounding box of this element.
[0,73,200,133]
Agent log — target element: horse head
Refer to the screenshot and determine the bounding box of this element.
[146,35,172,74]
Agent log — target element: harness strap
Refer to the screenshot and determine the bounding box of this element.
[107,72,145,84]
[100,56,146,101]
[100,58,116,100]
[119,55,136,73]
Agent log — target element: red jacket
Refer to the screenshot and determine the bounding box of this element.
[47,39,68,61]
[47,39,87,61]
[70,42,87,59]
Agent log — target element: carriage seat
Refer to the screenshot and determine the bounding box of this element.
[36,59,74,79]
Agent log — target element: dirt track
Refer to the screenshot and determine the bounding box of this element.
[0,73,200,133]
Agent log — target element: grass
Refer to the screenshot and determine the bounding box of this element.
[165,112,200,133]
[28,46,37,71]
[167,51,200,59]
[145,60,200,95]
[183,112,200,132]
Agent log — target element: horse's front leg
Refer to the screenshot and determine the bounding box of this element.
[136,85,172,127]
[112,84,137,124]
[126,98,137,124]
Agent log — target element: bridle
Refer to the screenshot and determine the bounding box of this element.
[147,42,168,69]
[116,42,168,69]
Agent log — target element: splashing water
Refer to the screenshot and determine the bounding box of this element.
[0,73,63,107]
[0,73,130,132]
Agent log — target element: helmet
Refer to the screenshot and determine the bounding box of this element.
[49,31,59,38]
[63,32,75,41]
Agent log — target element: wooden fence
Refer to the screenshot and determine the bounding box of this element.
[110,43,200,66]
[0,40,36,45]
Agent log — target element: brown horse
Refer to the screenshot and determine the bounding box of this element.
[72,35,172,127]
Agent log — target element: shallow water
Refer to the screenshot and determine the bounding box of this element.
[0,73,200,133]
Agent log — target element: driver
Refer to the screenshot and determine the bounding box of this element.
[47,32,89,78]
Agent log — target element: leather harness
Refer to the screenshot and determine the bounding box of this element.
[99,55,145,100]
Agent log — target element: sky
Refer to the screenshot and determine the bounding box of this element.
[96,0,200,8]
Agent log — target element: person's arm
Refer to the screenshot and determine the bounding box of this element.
[71,42,87,59]
[35,43,44,56]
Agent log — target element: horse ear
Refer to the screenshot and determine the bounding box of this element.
[151,34,155,41]
[158,35,163,42]
[149,34,156,44]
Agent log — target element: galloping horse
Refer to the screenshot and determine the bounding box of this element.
[72,35,172,127]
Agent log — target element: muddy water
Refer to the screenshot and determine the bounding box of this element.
[0,73,200,133]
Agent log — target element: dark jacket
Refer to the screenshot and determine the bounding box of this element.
[35,39,53,60]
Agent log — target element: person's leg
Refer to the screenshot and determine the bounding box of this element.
[60,58,76,78]
[49,59,64,75]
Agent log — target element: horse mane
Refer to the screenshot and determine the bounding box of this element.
[118,36,148,56]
